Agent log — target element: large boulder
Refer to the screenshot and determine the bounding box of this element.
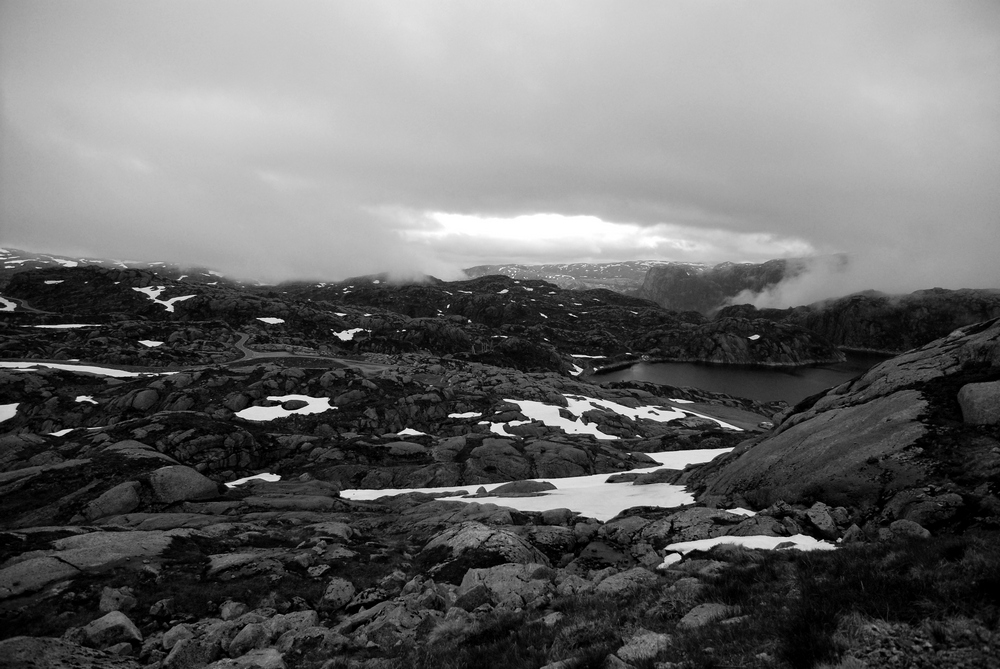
[699,319,1000,511]
[83,481,142,521]
[82,611,143,649]
[417,521,550,583]
[150,465,220,504]
[458,562,555,608]
[958,381,1000,425]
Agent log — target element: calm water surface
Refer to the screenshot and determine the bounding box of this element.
[593,352,892,404]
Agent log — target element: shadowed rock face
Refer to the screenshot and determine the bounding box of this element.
[696,318,1000,513]
[634,317,845,366]
[721,288,1000,354]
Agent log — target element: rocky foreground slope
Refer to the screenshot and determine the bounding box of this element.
[695,317,1000,534]
[1,249,998,668]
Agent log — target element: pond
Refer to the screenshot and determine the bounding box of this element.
[592,351,892,405]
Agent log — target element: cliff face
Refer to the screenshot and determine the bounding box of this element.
[695,318,1000,530]
[720,288,1000,353]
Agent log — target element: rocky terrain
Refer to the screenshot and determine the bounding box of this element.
[1,247,998,668]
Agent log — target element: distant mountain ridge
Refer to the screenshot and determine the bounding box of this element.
[0,247,244,291]
[463,260,701,292]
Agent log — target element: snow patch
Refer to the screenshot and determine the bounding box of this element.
[397,428,426,436]
[0,404,17,423]
[44,280,64,285]
[342,447,732,521]
[139,340,164,347]
[748,334,761,341]
[76,395,99,404]
[132,286,196,312]
[235,395,335,421]
[0,361,173,378]
[257,317,285,324]
[448,411,482,419]
[0,297,16,312]
[332,328,367,341]
[663,534,836,559]
[226,472,281,487]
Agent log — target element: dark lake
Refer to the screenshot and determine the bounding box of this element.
[593,352,893,404]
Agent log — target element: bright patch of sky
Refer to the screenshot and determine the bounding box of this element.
[257,317,285,324]
[401,212,816,268]
[0,361,172,378]
[235,394,335,421]
[342,448,732,521]
[131,286,196,312]
[0,404,18,423]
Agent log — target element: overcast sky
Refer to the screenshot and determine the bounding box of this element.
[2,1,998,299]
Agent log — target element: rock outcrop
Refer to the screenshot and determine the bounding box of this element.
[696,318,1000,529]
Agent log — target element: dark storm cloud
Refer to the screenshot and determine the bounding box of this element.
[2,0,998,298]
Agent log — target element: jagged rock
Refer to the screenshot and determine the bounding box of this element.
[419,521,551,583]
[640,507,745,546]
[958,381,1000,425]
[84,481,142,521]
[0,636,141,669]
[453,584,493,611]
[228,622,269,658]
[321,578,356,611]
[804,502,839,540]
[82,611,143,649]
[150,465,220,504]
[99,586,137,613]
[725,514,787,537]
[163,624,194,650]
[458,562,555,608]
[220,601,250,621]
[163,637,221,669]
